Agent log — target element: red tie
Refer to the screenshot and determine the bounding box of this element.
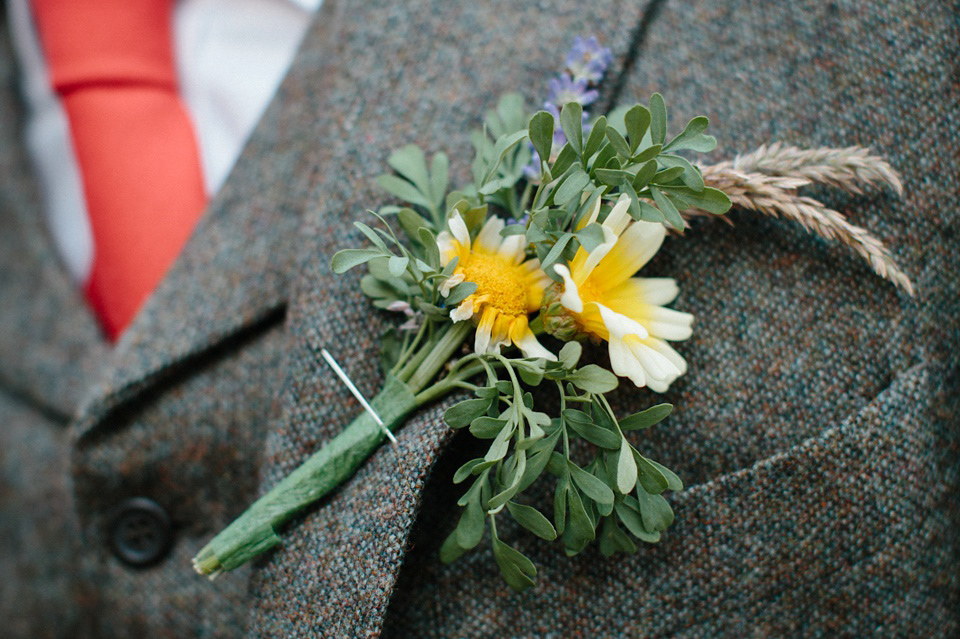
[32,0,208,339]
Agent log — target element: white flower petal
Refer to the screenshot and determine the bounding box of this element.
[439,272,465,297]
[476,216,505,252]
[646,307,694,341]
[603,194,632,237]
[516,332,557,361]
[608,336,646,387]
[595,302,648,340]
[645,338,688,376]
[450,297,475,322]
[448,211,470,248]
[579,225,617,281]
[626,338,677,381]
[436,230,457,264]
[475,322,492,354]
[553,264,584,313]
[590,219,666,285]
[498,234,526,263]
[577,195,602,230]
[636,278,680,306]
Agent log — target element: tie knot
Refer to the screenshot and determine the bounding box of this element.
[31,0,178,93]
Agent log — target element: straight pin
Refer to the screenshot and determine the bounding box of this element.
[321,348,398,445]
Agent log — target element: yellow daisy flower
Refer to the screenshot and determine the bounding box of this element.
[549,194,693,391]
[437,212,555,360]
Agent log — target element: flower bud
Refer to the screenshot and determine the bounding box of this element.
[540,281,584,342]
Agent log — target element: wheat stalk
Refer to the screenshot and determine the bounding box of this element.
[694,164,914,296]
[725,142,904,197]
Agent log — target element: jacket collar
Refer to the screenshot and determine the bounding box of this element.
[0,17,109,419]
[0,7,311,432]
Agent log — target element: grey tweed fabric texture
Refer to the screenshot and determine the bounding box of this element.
[0,0,957,638]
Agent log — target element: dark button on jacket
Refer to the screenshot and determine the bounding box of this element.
[108,498,172,567]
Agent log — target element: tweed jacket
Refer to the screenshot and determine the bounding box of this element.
[1,0,957,637]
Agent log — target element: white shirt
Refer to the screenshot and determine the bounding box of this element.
[8,0,321,282]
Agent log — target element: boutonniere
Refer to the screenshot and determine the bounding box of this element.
[194,37,909,590]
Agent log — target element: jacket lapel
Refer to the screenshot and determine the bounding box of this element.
[0,14,108,420]
[245,1,653,635]
[71,13,332,439]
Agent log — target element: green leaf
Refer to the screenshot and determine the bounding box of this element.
[387,255,408,277]
[354,221,389,251]
[567,364,619,394]
[478,179,503,196]
[599,516,638,557]
[562,487,596,555]
[506,502,557,541]
[664,115,716,153]
[615,499,661,542]
[659,154,704,191]
[488,451,527,510]
[483,129,529,184]
[558,341,582,369]
[567,461,614,505]
[595,168,629,186]
[637,200,667,224]
[430,152,450,210]
[517,431,560,492]
[554,169,591,206]
[564,410,621,449]
[648,458,683,492]
[331,248,382,274]
[454,458,489,484]
[583,115,608,159]
[574,222,607,252]
[417,227,440,268]
[485,420,516,461]
[649,93,667,145]
[633,450,670,495]
[553,478,569,534]
[456,489,486,549]
[632,143,663,164]
[592,142,618,172]
[551,143,578,176]
[529,110,555,167]
[397,207,430,240]
[439,529,469,564]
[492,538,537,592]
[635,488,674,532]
[616,438,638,494]
[659,186,732,215]
[632,159,659,191]
[444,281,477,307]
[605,126,631,157]
[375,174,432,209]
[560,102,584,155]
[387,145,430,194]
[652,166,685,185]
[539,233,575,275]
[469,416,507,439]
[444,398,492,429]
[620,403,673,431]
[624,105,651,154]
[649,186,685,230]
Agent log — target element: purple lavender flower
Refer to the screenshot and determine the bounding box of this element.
[565,36,613,84]
[546,75,599,108]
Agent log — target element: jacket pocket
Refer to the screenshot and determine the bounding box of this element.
[384,361,959,639]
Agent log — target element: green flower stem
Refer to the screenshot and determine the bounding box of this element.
[404,321,472,389]
[193,321,473,578]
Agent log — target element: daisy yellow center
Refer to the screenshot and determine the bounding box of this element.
[461,253,528,317]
